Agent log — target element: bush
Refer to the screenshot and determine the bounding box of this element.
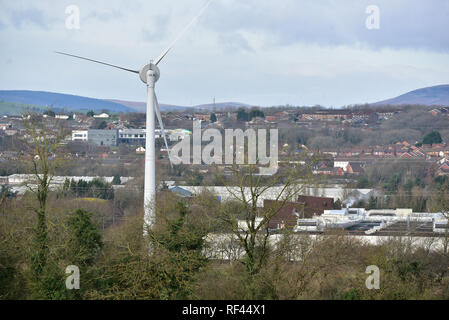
[422,131,442,145]
[65,178,114,200]
[66,209,103,266]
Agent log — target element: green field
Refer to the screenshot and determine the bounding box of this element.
[0,101,48,116]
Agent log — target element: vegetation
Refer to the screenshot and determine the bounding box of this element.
[43,109,55,117]
[91,120,108,130]
[2,187,448,300]
[21,116,65,298]
[2,104,449,300]
[422,130,443,145]
[237,108,249,122]
[62,178,114,200]
[236,108,265,122]
[0,101,47,116]
[112,174,121,185]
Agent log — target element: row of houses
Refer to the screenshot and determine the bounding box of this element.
[313,141,449,160]
[313,161,364,176]
[297,110,398,123]
[429,107,449,117]
[313,158,449,178]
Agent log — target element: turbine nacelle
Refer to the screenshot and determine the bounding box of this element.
[139,63,160,84]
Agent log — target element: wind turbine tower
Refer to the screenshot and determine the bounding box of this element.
[56,1,212,230]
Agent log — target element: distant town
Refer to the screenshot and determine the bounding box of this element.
[2,102,449,214]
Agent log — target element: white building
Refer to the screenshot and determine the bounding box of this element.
[237,218,264,231]
[433,213,449,234]
[93,113,110,119]
[366,208,412,217]
[0,123,11,130]
[334,161,349,172]
[72,130,88,142]
[56,114,70,120]
[5,174,134,186]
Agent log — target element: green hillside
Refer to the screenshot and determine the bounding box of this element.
[0,101,48,116]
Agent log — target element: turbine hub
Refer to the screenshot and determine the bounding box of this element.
[139,63,160,84]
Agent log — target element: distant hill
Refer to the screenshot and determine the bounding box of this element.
[194,102,251,111]
[373,84,449,106]
[0,90,133,114]
[0,90,251,115]
[106,99,250,112]
[106,99,189,112]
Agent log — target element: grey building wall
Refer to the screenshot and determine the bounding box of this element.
[88,129,118,147]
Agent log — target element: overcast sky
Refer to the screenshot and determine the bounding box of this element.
[0,0,448,107]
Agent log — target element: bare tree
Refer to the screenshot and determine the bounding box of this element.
[432,182,449,255]
[218,160,315,279]
[22,115,65,283]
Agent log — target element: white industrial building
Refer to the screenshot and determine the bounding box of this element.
[294,207,447,235]
[176,185,374,206]
[4,174,134,185]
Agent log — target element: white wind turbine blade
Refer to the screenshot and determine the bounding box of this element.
[153,93,173,167]
[154,0,212,66]
[55,51,140,74]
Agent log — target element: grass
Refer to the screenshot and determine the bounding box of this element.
[0,101,47,116]
[0,101,122,116]
[75,197,107,203]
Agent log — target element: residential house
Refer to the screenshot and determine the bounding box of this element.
[93,113,110,119]
[0,123,11,131]
[437,162,449,176]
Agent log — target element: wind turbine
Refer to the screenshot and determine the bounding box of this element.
[56,0,212,231]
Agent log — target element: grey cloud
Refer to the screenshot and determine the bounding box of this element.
[219,32,253,53]
[204,0,449,52]
[85,9,124,23]
[0,0,448,107]
[141,14,170,42]
[8,7,50,30]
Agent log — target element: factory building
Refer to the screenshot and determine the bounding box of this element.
[87,129,118,147]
